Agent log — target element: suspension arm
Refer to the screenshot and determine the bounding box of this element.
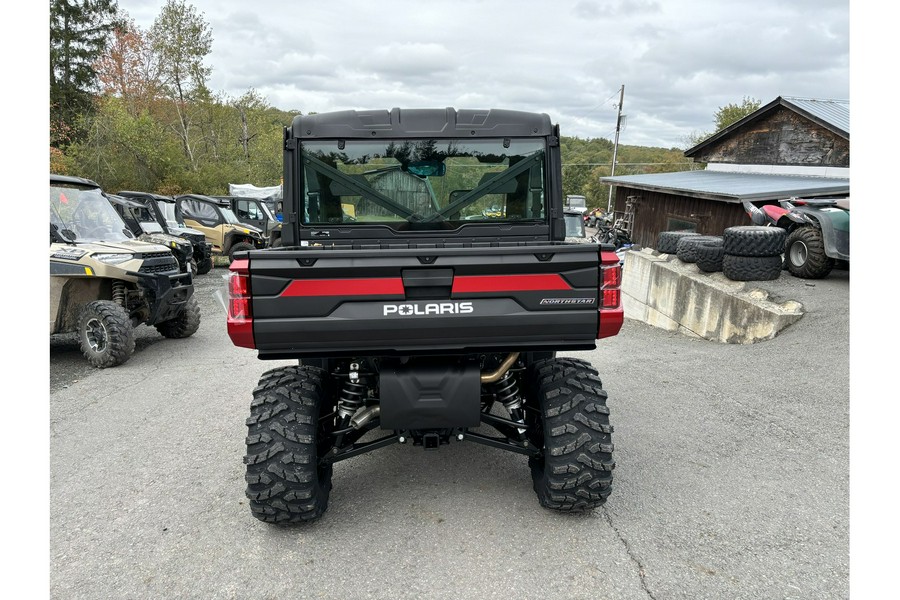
[463,432,540,457]
[480,412,531,430]
[321,434,400,464]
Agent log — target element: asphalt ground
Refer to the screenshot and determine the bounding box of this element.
[44,261,851,599]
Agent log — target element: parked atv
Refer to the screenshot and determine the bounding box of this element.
[743,197,849,279]
[107,194,196,276]
[117,190,214,275]
[176,194,267,263]
[50,174,201,368]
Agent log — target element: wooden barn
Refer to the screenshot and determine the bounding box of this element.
[601,96,849,249]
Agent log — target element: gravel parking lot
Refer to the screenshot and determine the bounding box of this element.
[47,263,850,599]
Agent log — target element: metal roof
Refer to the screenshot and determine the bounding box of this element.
[600,170,849,203]
[782,97,849,136]
[685,96,849,157]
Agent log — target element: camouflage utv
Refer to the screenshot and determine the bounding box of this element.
[50,174,201,368]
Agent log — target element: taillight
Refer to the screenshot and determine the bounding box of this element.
[598,248,624,339]
[227,259,255,348]
[229,270,250,318]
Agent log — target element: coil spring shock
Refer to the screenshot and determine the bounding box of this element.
[337,363,367,420]
[491,370,527,439]
[112,281,126,307]
[493,371,520,408]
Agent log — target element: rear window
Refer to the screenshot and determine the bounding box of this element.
[301,138,547,232]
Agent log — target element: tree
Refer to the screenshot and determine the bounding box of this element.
[71,95,183,192]
[148,0,213,168]
[50,0,122,144]
[682,96,762,149]
[714,96,762,131]
[94,17,162,116]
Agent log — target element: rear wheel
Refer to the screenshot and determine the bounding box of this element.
[77,300,135,368]
[785,226,834,279]
[244,366,336,524]
[526,358,615,511]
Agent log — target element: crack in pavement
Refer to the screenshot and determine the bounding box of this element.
[602,506,657,600]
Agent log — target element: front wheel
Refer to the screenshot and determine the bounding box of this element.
[228,242,255,264]
[785,226,834,279]
[244,366,336,524]
[526,358,615,511]
[196,256,213,275]
[155,295,201,339]
[77,300,135,368]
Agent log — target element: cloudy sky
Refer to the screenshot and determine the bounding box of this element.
[119,0,850,149]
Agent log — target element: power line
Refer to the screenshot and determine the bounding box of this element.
[576,89,623,120]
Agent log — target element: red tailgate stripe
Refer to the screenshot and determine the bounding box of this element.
[281,278,405,297]
[452,274,572,293]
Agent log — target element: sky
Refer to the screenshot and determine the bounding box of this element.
[119,0,851,149]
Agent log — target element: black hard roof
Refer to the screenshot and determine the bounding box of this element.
[106,194,146,209]
[50,173,101,188]
[290,108,554,140]
[118,190,175,203]
[176,193,230,206]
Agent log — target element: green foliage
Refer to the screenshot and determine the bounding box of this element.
[714,96,761,131]
[54,0,294,194]
[69,93,296,195]
[149,0,214,167]
[560,136,692,210]
[53,0,698,209]
[682,96,763,149]
[149,0,212,97]
[50,0,123,144]
[69,96,182,191]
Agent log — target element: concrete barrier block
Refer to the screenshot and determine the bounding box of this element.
[620,250,804,344]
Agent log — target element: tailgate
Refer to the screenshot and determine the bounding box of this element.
[246,244,603,357]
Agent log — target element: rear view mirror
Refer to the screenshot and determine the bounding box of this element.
[406,160,446,177]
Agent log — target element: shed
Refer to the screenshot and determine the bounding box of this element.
[601,96,849,249]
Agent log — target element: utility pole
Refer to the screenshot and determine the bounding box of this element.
[607,85,625,213]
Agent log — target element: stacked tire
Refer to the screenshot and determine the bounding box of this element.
[675,235,723,265]
[656,231,727,273]
[695,240,727,273]
[721,226,786,281]
[656,231,701,255]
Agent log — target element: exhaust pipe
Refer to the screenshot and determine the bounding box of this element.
[350,405,380,429]
[480,352,520,384]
